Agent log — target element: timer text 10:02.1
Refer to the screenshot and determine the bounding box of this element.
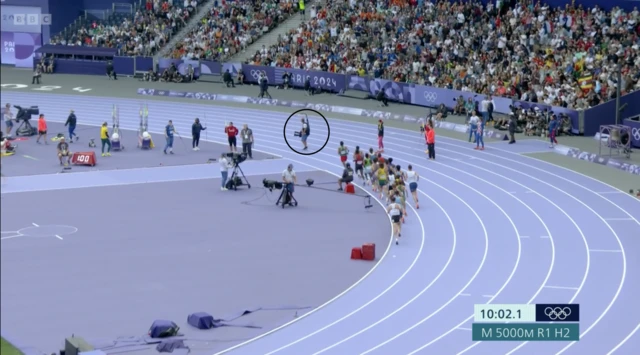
[480,309,521,320]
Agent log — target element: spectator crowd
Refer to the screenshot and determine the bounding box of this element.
[247,0,640,109]
[51,0,206,57]
[171,0,300,62]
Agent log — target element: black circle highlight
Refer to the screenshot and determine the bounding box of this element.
[283,109,330,156]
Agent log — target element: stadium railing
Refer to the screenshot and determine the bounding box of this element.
[33,51,640,137]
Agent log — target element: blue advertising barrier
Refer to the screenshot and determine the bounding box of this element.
[625,119,640,149]
[135,56,154,72]
[113,56,134,76]
[583,90,640,136]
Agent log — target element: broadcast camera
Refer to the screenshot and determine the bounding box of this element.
[226,152,247,166]
[13,105,39,137]
[14,105,39,121]
[263,179,283,190]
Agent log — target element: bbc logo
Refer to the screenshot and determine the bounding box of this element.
[12,14,52,26]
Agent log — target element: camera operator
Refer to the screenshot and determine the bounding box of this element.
[377,89,388,107]
[237,71,245,85]
[219,152,232,191]
[241,124,254,159]
[338,162,354,191]
[3,103,13,136]
[282,164,297,199]
[65,110,78,142]
[143,68,158,82]
[300,117,309,151]
[56,136,72,166]
[282,71,291,89]
[106,60,117,80]
[223,69,235,87]
[32,63,42,85]
[258,73,272,99]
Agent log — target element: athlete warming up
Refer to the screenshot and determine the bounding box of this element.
[475,117,485,150]
[100,122,111,156]
[36,114,48,144]
[387,197,403,244]
[353,146,364,180]
[377,120,384,152]
[548,115,559,148]
[338,141,349,167]
[225,122,239,152]
[405,165,420,208]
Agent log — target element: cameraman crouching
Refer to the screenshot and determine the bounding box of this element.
[377,89,388,107]
[338,162,354,191]
[223,69,235,87]
[282,164,297,203]
[57,137,72,166]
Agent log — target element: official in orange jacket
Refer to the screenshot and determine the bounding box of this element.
[425,121,435,160]
[36,114,48,145]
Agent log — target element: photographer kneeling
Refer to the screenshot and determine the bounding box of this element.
[57,137,72,166]
[338,162,354,191]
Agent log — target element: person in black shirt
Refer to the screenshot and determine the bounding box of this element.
[57,137,72,166]
[106,60,117,80]
[191,118,206,151]
[65,110,78,142]
[223,69,235,87]
[377,89,388,106]
[282,72,291,89]
[258,74,272,99]
[508,114,517,144]
[338,162,354,191]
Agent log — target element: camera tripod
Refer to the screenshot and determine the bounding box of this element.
[276,187,298,208]
[226,163,251,190]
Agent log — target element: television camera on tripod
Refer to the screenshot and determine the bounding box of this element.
[225,152,251,190]
[13,105,39,137]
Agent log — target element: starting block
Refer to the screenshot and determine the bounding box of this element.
[362,243,376,261]
[111,139,123,151]
[350,247,362,260]
[71,151,96,166]
[345,183,355,194]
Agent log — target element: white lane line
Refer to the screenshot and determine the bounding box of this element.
[597,191,626,194]
[604,218,634,221]
[482,295,494,298]
[457,328,472,331]
[544,286,579,291]
[590,249,622,253]
[1,235,22,240]
[459,294,472,297]
[54,235,63,240]
[32,223,39,227]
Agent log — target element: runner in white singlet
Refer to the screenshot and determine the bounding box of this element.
[405,164,420,208]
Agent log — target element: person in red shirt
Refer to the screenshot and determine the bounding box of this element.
[224,122,238,152]
[36,114,48,145]
[425,120,436,160]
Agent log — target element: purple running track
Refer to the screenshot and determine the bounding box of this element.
[0,169,390,354]
[2,91,639,355]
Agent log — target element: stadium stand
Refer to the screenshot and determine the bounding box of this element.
[169,0,300,61]
[247,0,640,109]
[50,0,207,57]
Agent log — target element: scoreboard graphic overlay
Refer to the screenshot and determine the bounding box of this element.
[473,304,580,341]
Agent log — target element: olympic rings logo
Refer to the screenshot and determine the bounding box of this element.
[423,92,438,102]
[250,70,268,81]
[544,307,572,320]
[632,127,640,141]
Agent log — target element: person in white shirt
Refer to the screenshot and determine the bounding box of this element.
[468,110,479,143]
[387,198,403,245]
[405,165,420,209]
[281,164,297,205]
[219,153,232,191]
